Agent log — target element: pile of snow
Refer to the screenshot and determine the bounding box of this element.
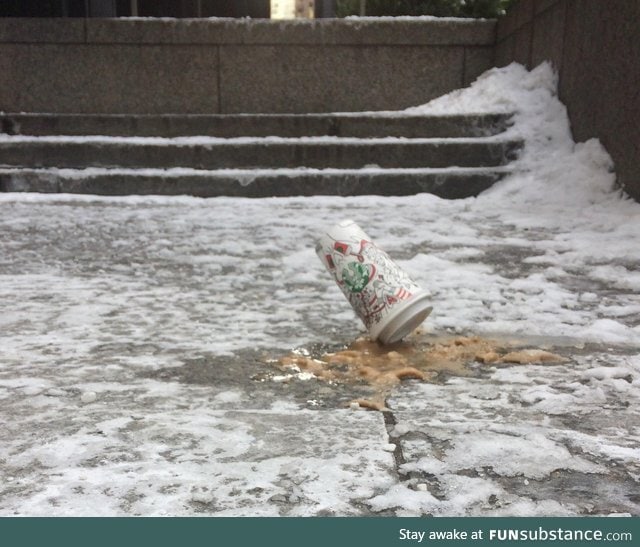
[403,62,639,342]
[409,62,626,209]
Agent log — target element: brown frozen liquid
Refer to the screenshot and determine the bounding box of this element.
[276,334,567,411]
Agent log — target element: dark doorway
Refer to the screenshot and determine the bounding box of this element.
[134,0,270,18]
[1,0,270,18]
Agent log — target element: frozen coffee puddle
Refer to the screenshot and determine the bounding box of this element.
[275,335,567,411]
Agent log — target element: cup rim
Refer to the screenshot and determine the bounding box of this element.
[371,292,433,344]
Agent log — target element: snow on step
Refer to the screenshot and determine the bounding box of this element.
[0,137,521,170]
[0,166,513,199]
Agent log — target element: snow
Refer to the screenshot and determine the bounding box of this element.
[0,134,507,145]
[345,16,491,23]
[0,62,639,516]
[80,391,98,404]
[0,165,512,181]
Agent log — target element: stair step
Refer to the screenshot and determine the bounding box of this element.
[0,167,511,199]
[0,137,521,170]
[0,113,513,139]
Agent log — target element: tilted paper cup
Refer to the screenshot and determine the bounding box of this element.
[316,220,432,344]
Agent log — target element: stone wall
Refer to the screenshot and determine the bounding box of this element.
[496,0,640,201]
[0,17,495,115]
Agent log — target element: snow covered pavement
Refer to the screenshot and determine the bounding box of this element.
[0,63,639,516]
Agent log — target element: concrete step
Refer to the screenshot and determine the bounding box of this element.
[0,167,511,199]
[0,113,513,139]
[0,136,521,170]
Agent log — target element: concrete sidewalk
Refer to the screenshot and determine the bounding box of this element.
[0,194,638,516]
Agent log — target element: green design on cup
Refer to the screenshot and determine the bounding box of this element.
[342,262,370,293]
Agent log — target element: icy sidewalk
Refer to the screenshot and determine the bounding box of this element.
[0,63,639,515]
[0,191,638,516]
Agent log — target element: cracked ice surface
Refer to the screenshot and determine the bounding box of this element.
[378,350,640,516]
[1,63,639,515]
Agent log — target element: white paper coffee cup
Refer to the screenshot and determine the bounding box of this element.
[316,219,432,344]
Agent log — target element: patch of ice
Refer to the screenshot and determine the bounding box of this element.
[578,319,640,345]
[213,390,243,404]
[428,431,600,479]
[80,391,98,404]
